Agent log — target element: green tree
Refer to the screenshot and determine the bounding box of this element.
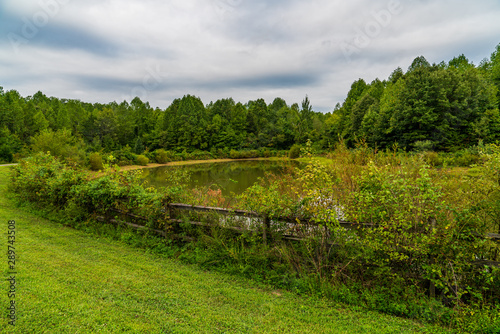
[175,95,209,151]
[407,55,430,73]
[30,129,86,164]
[381,59,498,149]
[474,108,500,143]
[327,79,368,143]
[0,127,22,162]
[388,67,404,84]
[448,54,474,71]
[349,94,377,142]
[93,107,119,151]
[247,98,271,147]
[489,43,500,108]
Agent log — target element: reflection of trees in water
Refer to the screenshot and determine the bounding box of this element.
[142,160,301,196]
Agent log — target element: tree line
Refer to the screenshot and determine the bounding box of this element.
[1,43,499,163]
[0,88,326,163]
[328,50,500,151]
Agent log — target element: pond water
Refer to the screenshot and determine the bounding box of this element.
[141,159,301,197]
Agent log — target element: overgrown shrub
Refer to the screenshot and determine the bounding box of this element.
[289,144,300,159]
[154,149,173,164]
[88,152,104,171]
[235,152,499,330]
[413,140,434,152]
[453,151,481,167]
[30,128,86,165]
[186,150,214,161]
[9,153,87,207]
[421,151,442,166]
[113,145,137,166]
[230,150,260,159]
[136,155,149,166]
[10,152,169,229]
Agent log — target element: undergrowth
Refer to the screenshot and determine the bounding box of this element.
[7,150,500,333]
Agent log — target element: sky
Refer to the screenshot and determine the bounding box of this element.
[1,0,500,113]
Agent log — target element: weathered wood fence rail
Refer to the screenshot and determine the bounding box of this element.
[98,203,500,266]
[168,203,379,244]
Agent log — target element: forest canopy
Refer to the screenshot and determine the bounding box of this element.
[1,43,499,163]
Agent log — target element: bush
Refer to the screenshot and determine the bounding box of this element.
[229,150,239,159]
[10,152,168,227]
[30,129,86,165]
[289,145,301,159]
[9,152,87,207]
[154,149,172,164]
[136,155,149,166]
[229,150,259,159]
[413,140,434,152]
[186,150,213,161]
[454,152,480,167]
[88,152,104,171]
[113,146,137,166]
[422,151,442,166]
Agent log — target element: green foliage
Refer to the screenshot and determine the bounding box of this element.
[342,161,498,308]
[135,154,149,166]
[289,144,301,159]
[238,180,297,219]
[7,149,500,332]
[229,149,259,159]
[300,139,314,158]
[153,148,173,163]
[0,126,22,163]
[9,152,168,230]
[113,145,137,166]
[414,140,434,152]
[421,151,443,167]
[9,152,87,208]
[30,128,86,165]
[88,152,103,171]
[133,137,145,154]
[325,46,500,151]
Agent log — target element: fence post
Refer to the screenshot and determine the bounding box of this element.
[263,215,270,246]
[164,203,171,240]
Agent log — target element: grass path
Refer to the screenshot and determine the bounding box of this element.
[0,166,453,333]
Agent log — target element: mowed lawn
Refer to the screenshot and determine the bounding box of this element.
[0,167,453,333]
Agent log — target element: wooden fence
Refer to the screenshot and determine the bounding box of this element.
[101,203,364,244]
[98,202,500,266]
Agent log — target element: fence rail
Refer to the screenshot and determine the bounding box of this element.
[98,202,500,267]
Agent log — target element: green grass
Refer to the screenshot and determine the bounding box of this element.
[0,166,454,333]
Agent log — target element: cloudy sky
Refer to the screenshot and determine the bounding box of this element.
[1,0,500,112]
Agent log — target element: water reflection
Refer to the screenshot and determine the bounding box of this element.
[141,159,301,197]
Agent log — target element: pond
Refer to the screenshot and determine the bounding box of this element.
[140,159,301,197]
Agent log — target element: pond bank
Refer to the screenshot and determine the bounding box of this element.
[96,157,288,175]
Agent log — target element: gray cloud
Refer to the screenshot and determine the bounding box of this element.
[0,2,121,57]
[1,0,500,113]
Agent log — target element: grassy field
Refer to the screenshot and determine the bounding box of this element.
[0,166,454,333]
